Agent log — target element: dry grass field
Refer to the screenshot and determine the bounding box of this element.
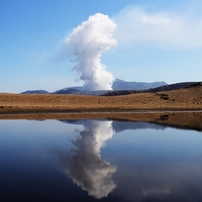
[0,83,202,130]
[0,83,202,114]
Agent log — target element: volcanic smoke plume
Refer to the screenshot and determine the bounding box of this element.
[66,13,117,91]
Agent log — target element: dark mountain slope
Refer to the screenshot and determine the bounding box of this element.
[102,82,199,96]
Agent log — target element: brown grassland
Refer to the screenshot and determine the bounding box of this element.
[0,83,202,130]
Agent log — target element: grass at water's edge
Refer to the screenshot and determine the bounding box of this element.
[0,111,202,132]
[0,85,202,130]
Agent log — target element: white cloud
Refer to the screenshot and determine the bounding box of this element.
[114,6,202,49]
[64,13,117,91]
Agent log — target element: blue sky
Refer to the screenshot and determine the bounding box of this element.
[1,0,202,93]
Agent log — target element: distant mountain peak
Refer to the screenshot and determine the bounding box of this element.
[54,88,82,95]
[112,79,167,91]
[21,90,48,94]
[20,79,168,95]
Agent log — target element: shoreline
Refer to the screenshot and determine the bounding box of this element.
[1,108,202,115]
[1,109,202,118]
[0,90,202,130]
[0,110,202,132]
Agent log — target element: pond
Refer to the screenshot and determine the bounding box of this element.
[0,118,202,202]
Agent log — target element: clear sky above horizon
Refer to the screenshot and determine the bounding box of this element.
[1,0,202,93]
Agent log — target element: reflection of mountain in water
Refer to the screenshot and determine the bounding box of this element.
[63,120,116,199]
[58,119,202,201]
[112,121,165,133]
[61,119,166,133]
[62,119,202,132]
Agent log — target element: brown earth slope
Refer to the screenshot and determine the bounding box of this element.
[0,82,202,114]
[0,83,202,131]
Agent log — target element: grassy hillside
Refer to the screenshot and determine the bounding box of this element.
[0,82,202,114]
[1,84,202,130]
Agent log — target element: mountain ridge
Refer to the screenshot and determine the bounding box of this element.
[102,82,198,96]
[21,78,167,95]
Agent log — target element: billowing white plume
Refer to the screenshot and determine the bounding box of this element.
[64,120,117,199]
[66,13,117,91]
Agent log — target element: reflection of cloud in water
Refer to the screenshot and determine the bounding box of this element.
[58,120,202,201]
[64,120,116,199]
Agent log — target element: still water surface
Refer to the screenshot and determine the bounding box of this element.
[0,119,202,202]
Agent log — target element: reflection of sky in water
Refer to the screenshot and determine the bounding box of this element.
[105,127,202,201]
[1,119,202,201]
